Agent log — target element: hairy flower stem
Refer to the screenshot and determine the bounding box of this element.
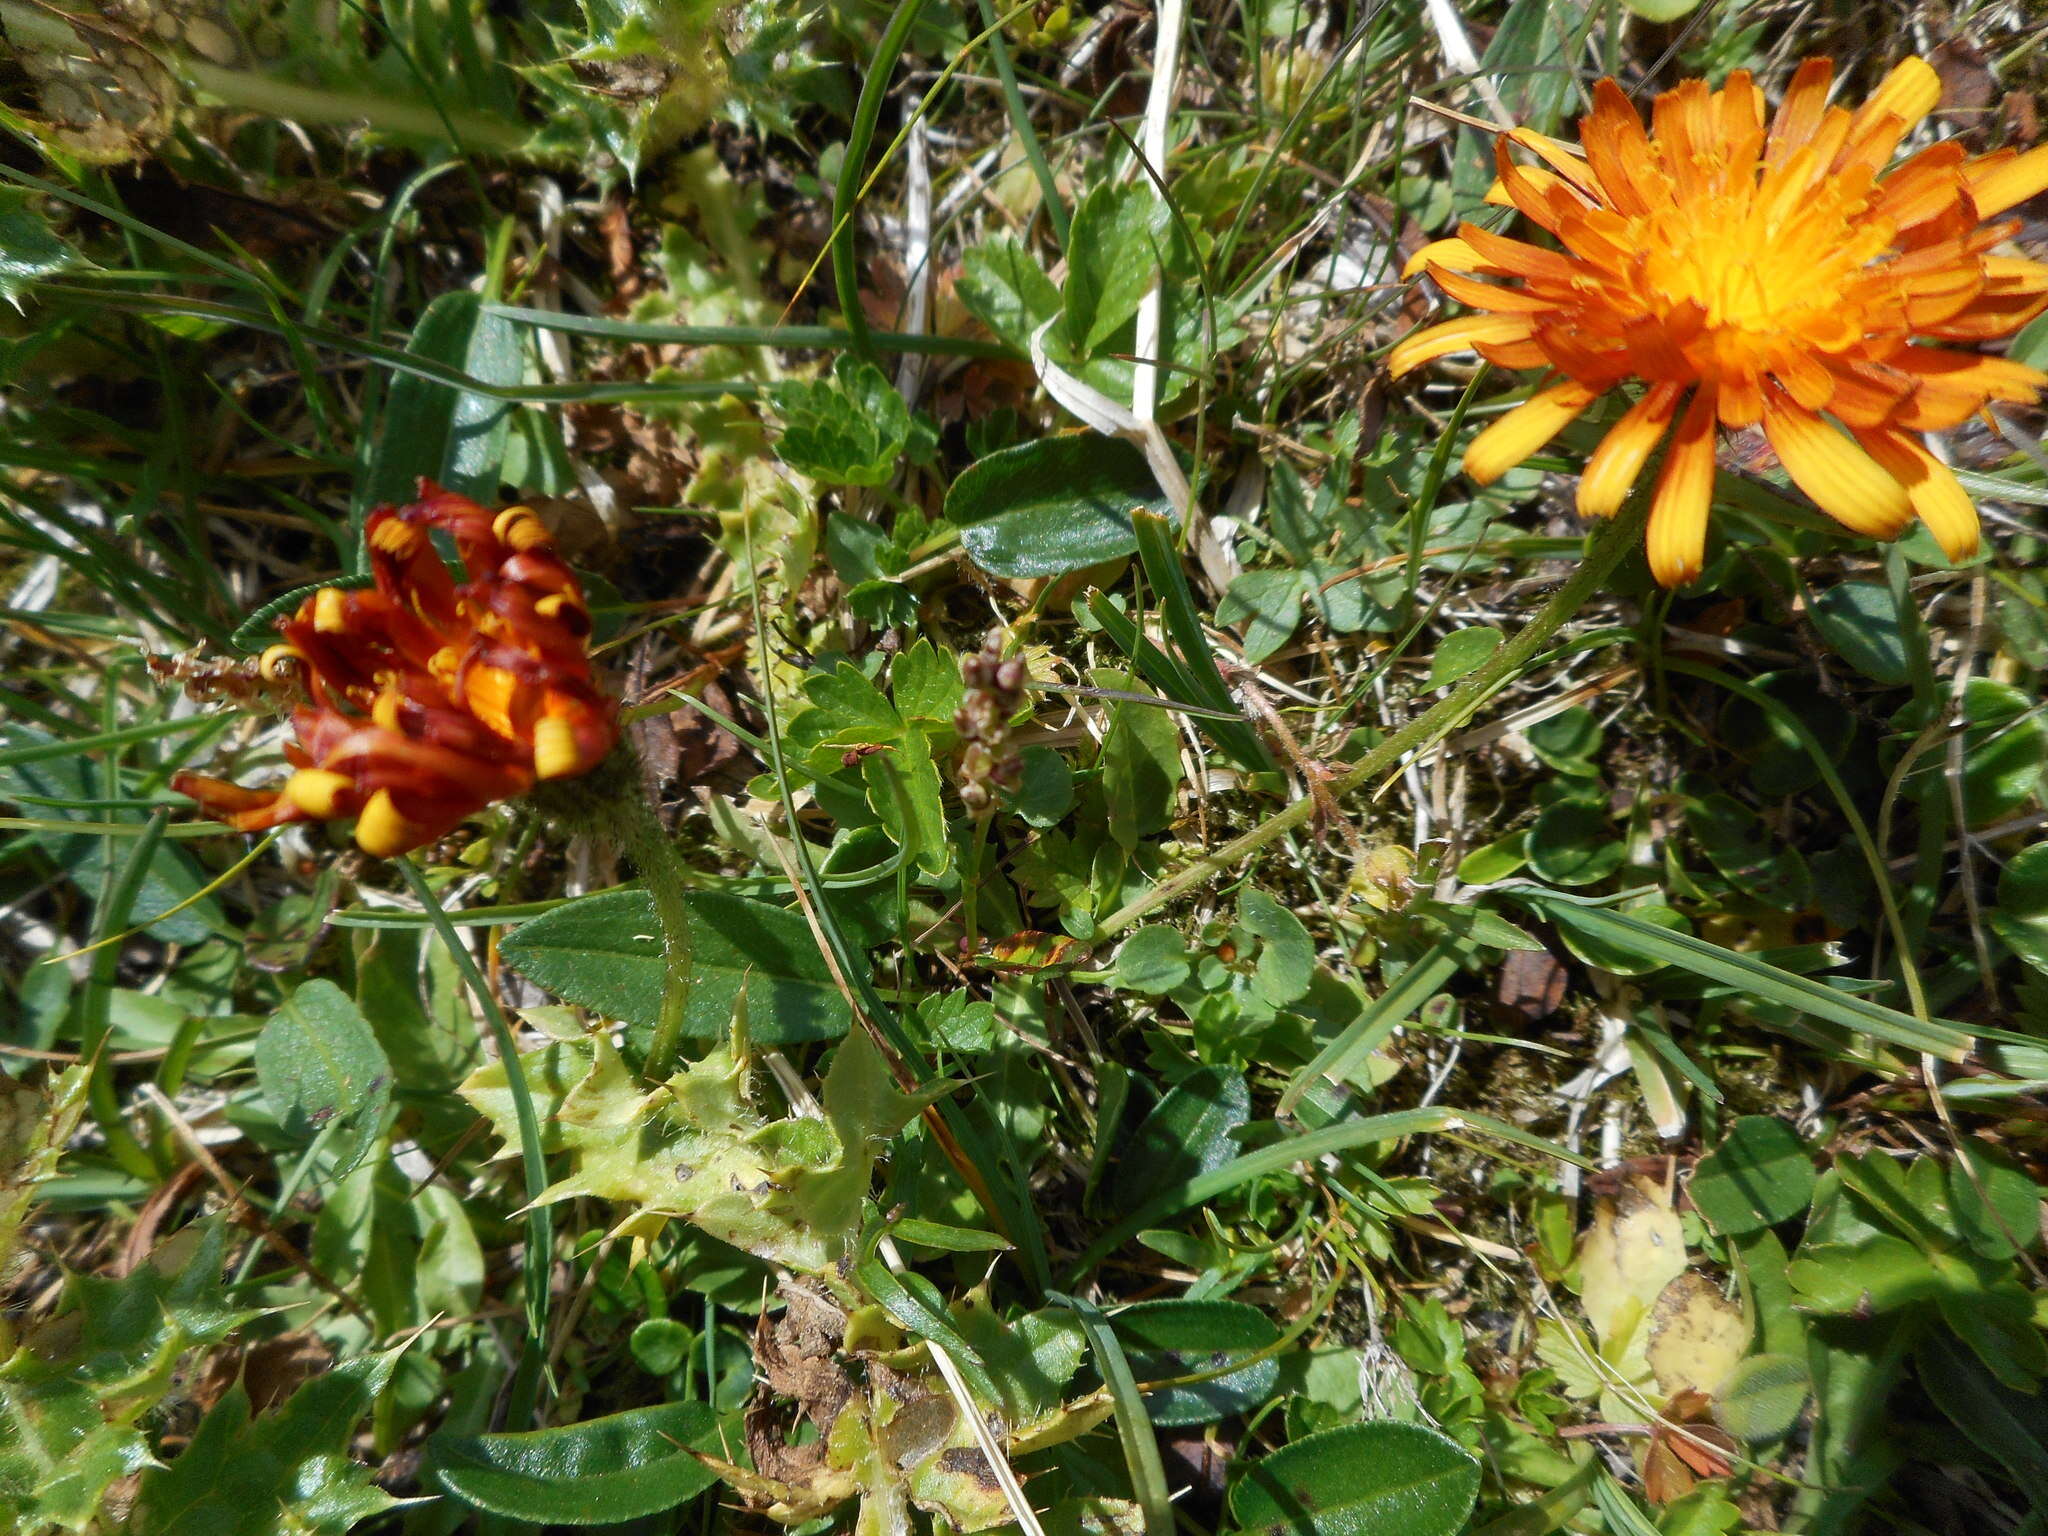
[529,748,694,1083]
[1096,495,1654,938]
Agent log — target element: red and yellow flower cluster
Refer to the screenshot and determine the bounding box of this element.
[175,485,617,857]
[1391,58,2048,586]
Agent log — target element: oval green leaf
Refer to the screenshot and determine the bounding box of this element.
[1528,800,1625,887]
[1991,842,2048,978]
[428,1401,722,1524]
[1691,1116,1815,1236]
[1810,582,1908,685]
[946,434,1174,578]
[1113,1065,1250,1211]
[1714,1352,1810,1444]
[1426,627,1502,689]
[1115,926,1192,995]
[1113,1297,1281,1428]
[1230,1421,1480,1536]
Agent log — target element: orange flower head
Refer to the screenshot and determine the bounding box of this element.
[174,484,618,857]
[1390,58,2048,585]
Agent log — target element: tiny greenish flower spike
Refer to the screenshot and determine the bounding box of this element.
[174,483,619,856]
[1391,57,2048,587]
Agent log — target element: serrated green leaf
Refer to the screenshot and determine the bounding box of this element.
[956,235,1061,354]
[460,1027,946,1273]
[133,1354,405,1535]
[771,356,913,486]
[1065,182,1168,355]
[2,1221,254,1533]
[0,189,86,309]
[1713,1353,1808,1444]
[0,1063,87,1274]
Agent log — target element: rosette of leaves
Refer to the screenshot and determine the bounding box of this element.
[693,1278,1111,1534]
[460,1015,949,1276]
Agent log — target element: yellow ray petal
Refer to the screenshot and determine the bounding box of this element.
[1646,386,1719,587]
[1402,237,1483,279]
[1853,428,1981,561]
[1386,314,1534,377]
[1968,143,2048,218]
[1464,381,1599,485]
[1761,395,1912,538]
[533,716,582,780]
[1578,382,1682,518]
[283,768,354,819]
[1844,57,1940,163]
[354,788,423,859]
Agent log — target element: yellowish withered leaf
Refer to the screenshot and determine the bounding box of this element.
[1646,1271,1749,1400]
[1577,1163,1687,1368]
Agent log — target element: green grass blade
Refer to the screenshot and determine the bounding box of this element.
[1064,1107,1586,1281]
[1512,891,1977,1061]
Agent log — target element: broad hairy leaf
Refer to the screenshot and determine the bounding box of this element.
[946,435,1175,579]
[254,980,394,1178]
[1229,1421,1479,1536]
[429,1400,724,1524]
[498,887,853,1042]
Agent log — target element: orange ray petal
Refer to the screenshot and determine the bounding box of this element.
[1428,266,1556,314]
[1761,392,1912,538]
[1982,256,2048,293]
[1579,78,1661,217]
[1814,362,1912,428]
[1464,380,1600,485]
[1853,427,1981,562]
[1474,334,1558,370]
[1505,127,1599,195]
[1387,314,1534,377]
[1766,58,1834,163]
[1840,56,1940,170]
[1871,141,1970,228]
[1579,382,1683,518]
[1459,223,1583,283]
[1491,137,1585,233]
[1646,385,1719,587]
[1652,79,1715,196]
[1967,143,2048,218]
[1716,368,1764,429]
